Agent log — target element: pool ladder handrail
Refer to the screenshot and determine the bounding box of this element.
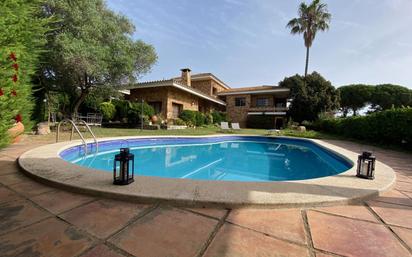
[56,119,99,155]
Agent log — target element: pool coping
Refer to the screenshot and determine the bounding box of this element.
[18,135,396,208]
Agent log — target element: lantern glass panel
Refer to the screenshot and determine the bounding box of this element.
[357,152,375,179]
[113,148,134,185]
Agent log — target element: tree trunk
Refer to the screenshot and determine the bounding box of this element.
[305,46,310,77]
[72,89,89,119]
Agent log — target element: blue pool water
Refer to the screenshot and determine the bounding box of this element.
[60,136,352,182]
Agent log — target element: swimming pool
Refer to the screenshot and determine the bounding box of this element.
[60,136,352,182]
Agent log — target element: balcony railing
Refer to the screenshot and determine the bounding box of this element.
[248,106,288,112]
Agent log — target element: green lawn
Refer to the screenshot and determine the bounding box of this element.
[48,126,334,140]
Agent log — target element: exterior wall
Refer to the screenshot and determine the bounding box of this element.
[210,80,227,96]
[191,79,228,96]
[191,79,212,95]
[250,94,275,108]
[224,93,288,128]
[129,87,168,118]
[225,94,251,128]
[129,86,225,121]
[166,87,199,119]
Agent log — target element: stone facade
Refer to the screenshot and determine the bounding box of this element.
[165,87,199,119]
[250,94,275,107]
[129,86,223,120]
[191,79,227,97]
[128,70,289,128]
[225,94,251,128]
[225,93,287,128]
[129,87,169,117]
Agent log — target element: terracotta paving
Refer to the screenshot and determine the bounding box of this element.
[0,136,411,257]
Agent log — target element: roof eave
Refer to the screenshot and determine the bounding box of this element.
[129,80,226,106]
[218,88,290,96]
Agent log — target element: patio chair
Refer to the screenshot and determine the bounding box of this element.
[231,123,241,130]
[220,122,231,132]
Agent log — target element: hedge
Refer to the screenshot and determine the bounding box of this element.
[311,108,412,149]
[0,1,50,148]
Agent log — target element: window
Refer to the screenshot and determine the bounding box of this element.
[172,103,183,118]
[256,98,269,107]
[235,97,246,107]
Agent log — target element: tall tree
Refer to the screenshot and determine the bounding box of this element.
[287,0,331,76]
[280,72,339,123]
[39,0,157,117]
[338,84,374,117]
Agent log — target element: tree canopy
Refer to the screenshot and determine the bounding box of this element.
[337,84,412,116]
[279,72,339,123]
[337,84,374,116]
[371,84,412,111]
[287,0,331,76]
[39,0,157,116]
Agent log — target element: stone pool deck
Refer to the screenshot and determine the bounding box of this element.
[0,136,411,257]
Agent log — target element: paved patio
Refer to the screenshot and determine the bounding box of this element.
[0,136,411,257]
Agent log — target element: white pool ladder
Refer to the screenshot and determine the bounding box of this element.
[56,119,99,155]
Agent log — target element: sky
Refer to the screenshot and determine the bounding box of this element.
[106,0,412,89]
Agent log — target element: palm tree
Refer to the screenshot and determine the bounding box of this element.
[287,0,331,76]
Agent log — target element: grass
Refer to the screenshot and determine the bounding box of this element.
[34,125,336,141]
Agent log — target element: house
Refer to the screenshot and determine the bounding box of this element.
[128,68,290,129]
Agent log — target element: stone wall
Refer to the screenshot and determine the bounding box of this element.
[250,94,275,107]
[191,80,212,95]
[129,87,168,118]
[191,79,228,97]
[129,85,225,121]
[225,94,251,127]
[166,87,199,119]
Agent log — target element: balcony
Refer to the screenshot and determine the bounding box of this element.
[248,106,288,112]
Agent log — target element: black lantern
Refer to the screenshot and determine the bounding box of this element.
[356,151,376,179]
[113,148,134,185]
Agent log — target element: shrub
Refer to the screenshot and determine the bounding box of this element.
[211,111,227,124]
[111,99,154,124]
[127,101,155,125]
[99,102,116,121]
[312,108,412,149]
[179,110,196,126]
[205,113,213,125]
[195,112,206,126]
[172,118,186,126]
[179,110,208,126]
[112,99,129,121]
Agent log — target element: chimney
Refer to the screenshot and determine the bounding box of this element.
[181,68,191,87]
